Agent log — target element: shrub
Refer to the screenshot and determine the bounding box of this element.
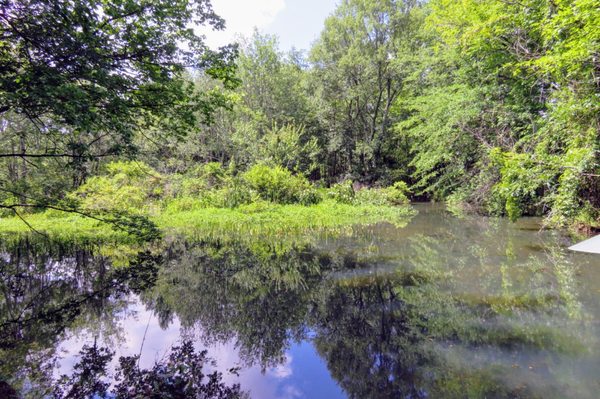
[165,174,259,211]
[216,176,258,208]
[200,162,228,188]
[331,180,409,206]
[242,164,320,205]
[383,181,410,205]
[72,161,163,215]
[354,188,388,206]
[326,180,355,204]
[104,161,158,179]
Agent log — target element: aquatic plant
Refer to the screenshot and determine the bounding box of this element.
[0,161,415,245]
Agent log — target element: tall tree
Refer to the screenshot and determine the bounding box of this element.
[310,0,424,181]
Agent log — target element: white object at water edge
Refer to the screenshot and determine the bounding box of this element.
[569,235,600,254]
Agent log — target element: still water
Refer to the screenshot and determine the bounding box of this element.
[1,204,599,398]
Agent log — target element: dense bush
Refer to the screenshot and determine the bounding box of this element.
[242,164,320,205]
[326,180,409,206]
[72,161,164,215]
[383,182,410,205]
[326,181,355,204]
[69,161,410,217]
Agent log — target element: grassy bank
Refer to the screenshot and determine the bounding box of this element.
[0,200,414,245]
[0,162,415,246]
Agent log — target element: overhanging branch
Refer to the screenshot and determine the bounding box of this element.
[0,153,114,158]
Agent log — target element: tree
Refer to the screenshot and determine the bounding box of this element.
[142,31,323,177]
[310,0,424,181]
[0,0,238,211]
[406,0,600,226]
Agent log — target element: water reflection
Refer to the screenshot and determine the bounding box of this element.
[1,204,599,398]
[0,239,161,397]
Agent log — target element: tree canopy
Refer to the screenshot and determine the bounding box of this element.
[1,0,599,230]
[0,0,237,205]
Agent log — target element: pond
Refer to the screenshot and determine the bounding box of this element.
[1,203,599,398]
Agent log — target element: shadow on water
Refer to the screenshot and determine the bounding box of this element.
[1,203,599,398]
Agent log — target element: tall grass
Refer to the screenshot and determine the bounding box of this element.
[0,200,415,247]
[0,161,415,246]
[160,199,415,243]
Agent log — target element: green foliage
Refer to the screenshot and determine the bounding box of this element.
[396,84,484,199]
[325,181,355,204]
[488,148,552,221]
[310,0,424,180]
[159,200,415,245]
[0,0,239,218]
[353,188,389,206]
[354,183,410,206]
[173,162,230,198]
[384,181,411,205]
[242,164,320,205]
[326,180,410,206]
[2,0,598,232]
[0,160,414,243]
[72,162,164,215]
[254,124,321,175]
[392,0,600,228]
[0,0,238,143]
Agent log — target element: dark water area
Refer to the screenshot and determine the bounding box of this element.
[1,203,599,398]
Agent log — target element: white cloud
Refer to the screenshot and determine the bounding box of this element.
[201,0,286,48]
[282,384,303,398]
[268,355,293,379]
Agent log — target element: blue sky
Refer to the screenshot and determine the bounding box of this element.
[203,0,340,52]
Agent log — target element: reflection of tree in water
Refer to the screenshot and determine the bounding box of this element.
[146,228,595,399]
[309,276,429,399]
[0,239,248,398]
[1,212,597,398]
[0,240,159,396]
[143,238,331,368]
[53,341,247,399]
[305,229,596,399]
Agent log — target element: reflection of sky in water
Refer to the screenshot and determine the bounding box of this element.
[17,203,600,398]
[57,298,345,399]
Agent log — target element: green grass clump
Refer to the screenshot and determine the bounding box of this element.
[0,200,415,246]
[0,214,133,245]
[159,199,414,243]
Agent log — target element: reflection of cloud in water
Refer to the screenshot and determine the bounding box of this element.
[268,355,293,379]
[56,296,182,374]
[281,384,303,398]
[55,295,310,399]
